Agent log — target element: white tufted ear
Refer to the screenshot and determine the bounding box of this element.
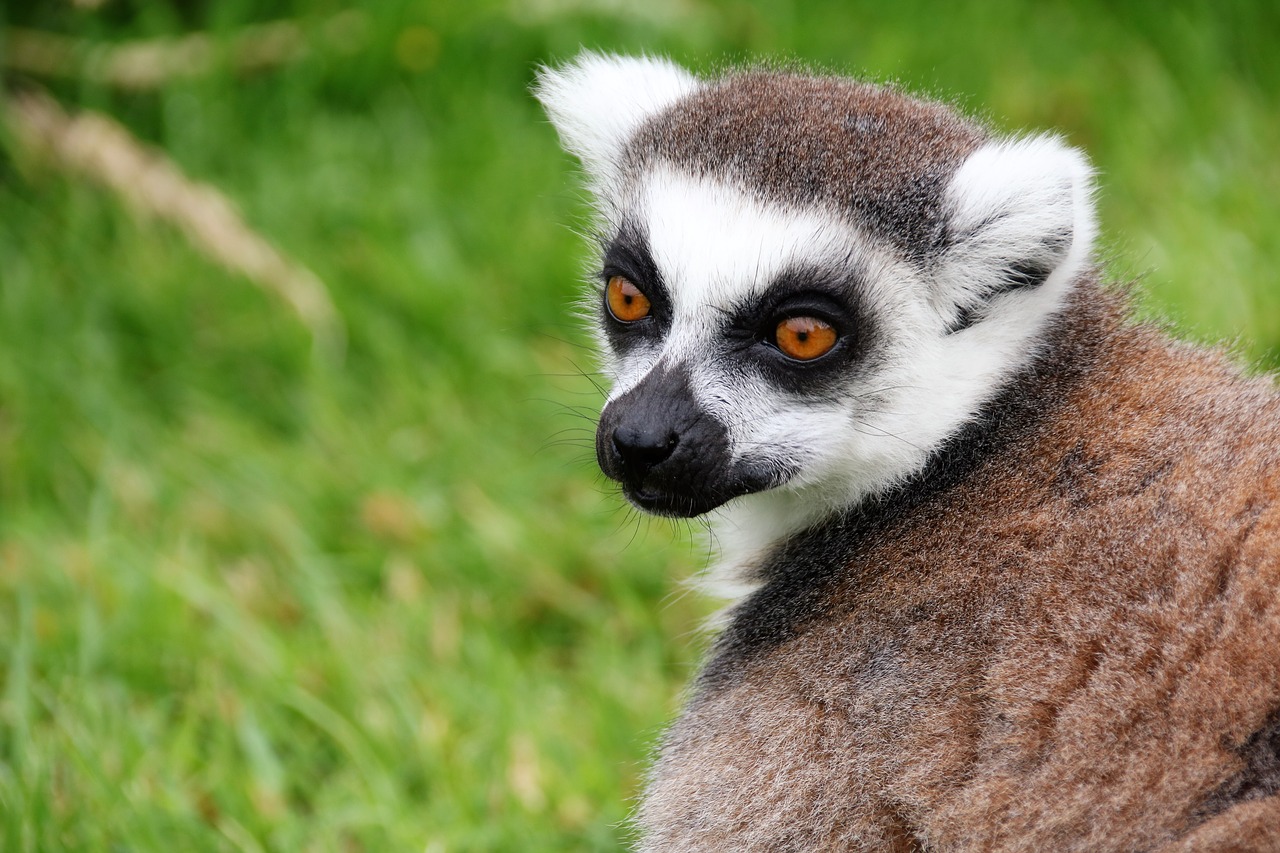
[934,134,1096,331]
[534,52,699,189]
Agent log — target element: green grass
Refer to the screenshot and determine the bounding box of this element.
[0,0,1277,849]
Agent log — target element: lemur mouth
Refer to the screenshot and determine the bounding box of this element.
[625,483,720,518]
[621,462,786,518]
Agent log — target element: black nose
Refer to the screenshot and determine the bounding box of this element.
[612,424,678,482]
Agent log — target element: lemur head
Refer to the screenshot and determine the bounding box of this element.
[537,54,1096,537]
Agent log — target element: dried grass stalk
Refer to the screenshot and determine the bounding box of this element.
[5,86,342,349]
[5,25,297,89]
[3,12,367,90]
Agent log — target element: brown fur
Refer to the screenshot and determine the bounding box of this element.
[639,285,1280,851]
[626,73,985,257]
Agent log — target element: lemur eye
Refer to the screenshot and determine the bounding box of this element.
[775,316,838,361]
[606,275,651,322]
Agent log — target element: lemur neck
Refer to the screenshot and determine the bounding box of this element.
[883,279,1119,520]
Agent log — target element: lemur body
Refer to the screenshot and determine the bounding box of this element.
[536,54,1280,851]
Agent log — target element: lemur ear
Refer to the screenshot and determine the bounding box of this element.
[534,52,699,188]
[934,135,1096,332]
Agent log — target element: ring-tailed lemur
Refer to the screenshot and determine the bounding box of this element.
[536,53,1280,851]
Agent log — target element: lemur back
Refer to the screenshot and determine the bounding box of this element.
[536,54,1280,851]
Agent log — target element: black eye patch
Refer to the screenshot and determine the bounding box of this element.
[599,225,668,309]
[598,223,672,349]
[722,264,881,397]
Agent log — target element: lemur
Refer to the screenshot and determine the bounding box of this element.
[536,53,1280,851]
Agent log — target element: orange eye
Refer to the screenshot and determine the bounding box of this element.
[775,316,838,361]
[605,275,651,322]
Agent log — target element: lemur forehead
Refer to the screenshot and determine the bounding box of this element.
[628,169,874,318]
[624,73,988,260]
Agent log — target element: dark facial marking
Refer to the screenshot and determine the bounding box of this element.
[721,263,882,399]
[596,362,781,517]
[599,224,671,350]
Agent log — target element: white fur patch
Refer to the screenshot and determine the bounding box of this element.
[935,134,1096,326]
[533,53,699,193]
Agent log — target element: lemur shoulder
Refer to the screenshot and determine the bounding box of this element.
[536,53,1280,851]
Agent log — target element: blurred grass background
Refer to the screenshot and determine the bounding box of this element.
[0,0,1276,849]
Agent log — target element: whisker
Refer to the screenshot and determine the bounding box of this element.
[850,421,926,452]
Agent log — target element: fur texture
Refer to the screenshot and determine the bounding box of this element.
[646,292,1280,851]
[536,53,1280,851]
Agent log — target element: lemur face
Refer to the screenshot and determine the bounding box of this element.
[538,55,1096,521]
[592,172,895,517]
